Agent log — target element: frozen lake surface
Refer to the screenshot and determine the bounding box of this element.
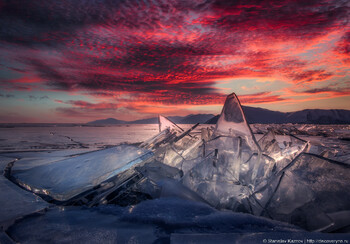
[0,124,160,151]
[0,123,349,243]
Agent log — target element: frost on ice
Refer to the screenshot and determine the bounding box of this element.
[6,93,350,232]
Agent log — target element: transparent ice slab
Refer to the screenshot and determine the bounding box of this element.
[158,115,184,133]
[11,145,153,202]
[140,128,176,150]
[258,130,280,156]
[181,93,276,210]
[151,116,203,174]
[215,93,260,151]
[259,132,308,172]
[162,136,203,173]
[250,153,350,231]
[180,93,348,231]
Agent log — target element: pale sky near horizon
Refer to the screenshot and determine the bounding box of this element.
[0,0,349,123]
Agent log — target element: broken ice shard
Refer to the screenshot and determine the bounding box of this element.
[215,93,260,151]
[258,130,280,156]
[258,130,308,172]
[181,94,349,231]
[150,115,203,174]
[140,115,198,151]
[11,145,153,202]
[158,115,184,134]
[182,93,276,211]
[140,127,175,150]
[181,93,349,231]
[250,153,350,231]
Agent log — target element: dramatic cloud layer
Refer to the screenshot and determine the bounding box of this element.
[0,0,349,122]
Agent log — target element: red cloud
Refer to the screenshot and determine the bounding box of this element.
[0,0,348,119]
[287,70,334,84]
[334,31,350,64]
[55,100,120,110]
[239,92,288,104]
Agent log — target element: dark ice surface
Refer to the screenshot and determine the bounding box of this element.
[6,198,350,244]
[5,198,300,243]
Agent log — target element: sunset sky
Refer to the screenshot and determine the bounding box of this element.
[0,0,349,123]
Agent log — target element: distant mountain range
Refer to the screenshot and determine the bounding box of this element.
[87,114,215,125]
[87,107,350,125]
[208,107,350,124]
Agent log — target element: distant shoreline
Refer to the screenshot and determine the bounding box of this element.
[1,123,350,128]
[2,106,349,125]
